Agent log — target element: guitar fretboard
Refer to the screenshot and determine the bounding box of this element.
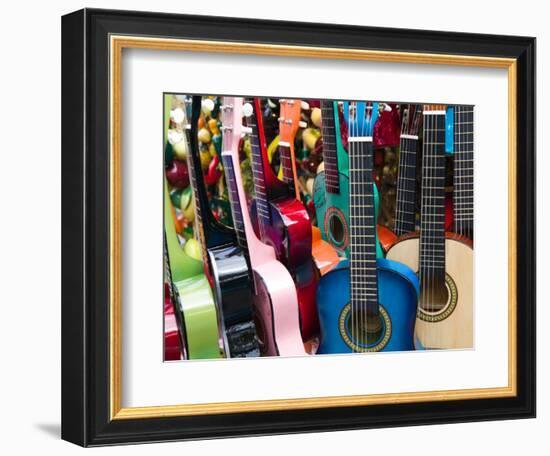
[394,135,419,235]
[453,105,474,239]
[246,101,271,227]
[349,139,379,318]
[221,153,248,253]
[279,143,295,188]
[185,99,208,258]
[419,111,447,283]
[320,100,340,194]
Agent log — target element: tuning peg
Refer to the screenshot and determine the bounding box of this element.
[202,98,215,113]
[167,129,184,145]
[170,108,185,124]
[301,101,310,110]
[299,121,308,128]
[243,102,254,117]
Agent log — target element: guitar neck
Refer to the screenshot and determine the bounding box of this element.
[221,152,249,255]
[278,142,295,187]
[320,100,340,194]
[419,109,447,282]
[246,99,271,229]
[349,139,379,317]
[394,134,419,235]
[180,96,234,254]
[453,105,474,239]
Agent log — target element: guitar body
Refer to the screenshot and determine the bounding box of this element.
[173,273,221,359]
[164,284,182,361]
[378,224,398,253]
[311,226,341,275]
[250,197,319,340]
[317,258,419,354]
[251,262,308,356]
[386,234,473,349]
[313,170,351,256]
[207,243,259,357]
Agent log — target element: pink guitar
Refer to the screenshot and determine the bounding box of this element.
[220,97,306,357]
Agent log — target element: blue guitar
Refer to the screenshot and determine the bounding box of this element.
[317,101,419,354]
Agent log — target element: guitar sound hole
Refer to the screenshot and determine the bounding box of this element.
[419,280,449,313]
[329,213,345,245]
[346,310,384,347]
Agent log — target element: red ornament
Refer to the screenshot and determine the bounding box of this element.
[166,159,190,189]
[374,103,400,148]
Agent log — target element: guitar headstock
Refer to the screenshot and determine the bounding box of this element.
[167,96,192,146]
[400,104,422,136]
[278,99,308,144]
[343,101,379,140]
[220,96,244,155]
[423,104,446,113]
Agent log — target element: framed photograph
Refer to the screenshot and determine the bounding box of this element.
[61,8,536,446]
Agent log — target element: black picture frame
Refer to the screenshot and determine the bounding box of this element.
[62,7,536,447]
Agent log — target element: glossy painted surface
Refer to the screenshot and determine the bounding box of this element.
[311,226,341,276]
[164,286,182,361]
[317,258,419,354]
[174,273,221,359]
[221,97,305,357]
[164,178,220,359]
[248,97,319,342]
[186,95,258,358]
[378,224,399,254]
[208,244,259,357]
[313,170,350,255]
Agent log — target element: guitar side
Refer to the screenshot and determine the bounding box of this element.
[317,258,419,354]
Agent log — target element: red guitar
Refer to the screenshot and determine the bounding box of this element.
[246,98,319,343]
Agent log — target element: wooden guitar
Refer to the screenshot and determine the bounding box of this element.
[386,105,473,349]
[181,96,259,358]
[452,105,474,240]
[317,101,419,354]
[246,98,319,342]
[220,97,306,357]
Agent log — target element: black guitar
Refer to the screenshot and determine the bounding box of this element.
[185,95,259,358]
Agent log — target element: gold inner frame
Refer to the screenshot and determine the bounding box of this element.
[109,35,517,420]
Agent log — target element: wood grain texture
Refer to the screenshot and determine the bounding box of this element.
[386,236,473,349]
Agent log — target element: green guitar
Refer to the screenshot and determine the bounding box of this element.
[313,100,383,258]
[164,95,221,360]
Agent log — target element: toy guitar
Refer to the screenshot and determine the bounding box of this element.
[220,97,306,357]
[452,105,474,240]
[317,101,419,354]
[313,100,351,256]
[386,105,473,349]
[343,101,384,259]
[164,176,221,359]
[182,96,259,358]
[246,98,319,342]
[378,104,423,252]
